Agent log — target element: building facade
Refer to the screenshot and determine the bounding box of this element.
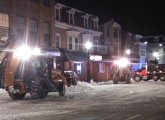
[100,20,121,58]
[122,31,146,70]
[0,0,55,48]
[142,36,165,64]
[54,3,111,82]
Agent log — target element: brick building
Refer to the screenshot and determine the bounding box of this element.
[0,0,55,48]
[54,3,111,82]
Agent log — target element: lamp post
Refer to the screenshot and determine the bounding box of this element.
[85,41,92,83]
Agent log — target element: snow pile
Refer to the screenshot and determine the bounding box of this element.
[90,80,112,86]
[0,88,7,94]
[66,80,113,95]
[66,81,94,94]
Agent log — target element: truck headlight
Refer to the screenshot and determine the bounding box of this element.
[114,58,130,67]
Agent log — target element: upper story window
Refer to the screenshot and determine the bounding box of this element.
[67,36,79,50]
[55,33,61,48]
[67,31,80,50]
[75,37,78,50]
[0,12,9,42]
[93,17,99,30]
[107,28,110,37]
[55,8,61,21]
[55,4,62,21]
[113,28,118,38]
[68,9,75,25]
[93,40,98,53]
[154,36,159,43]
[42,0,49,6]
[82,14,89,28]
[30,0,39,3]
[140,50,145,56]
[29,19,38,43]
[16,16,26,40]
[69,36,72,49]
[44,22,50,47]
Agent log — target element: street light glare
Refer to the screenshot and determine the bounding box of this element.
[85,41,92,50]
[159,43,162,47]
[153,52,159,58]
[125,49,131,55]
[144,41,148,44]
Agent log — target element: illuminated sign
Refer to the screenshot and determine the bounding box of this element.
[90,55,102,61]
[44,51,61,57]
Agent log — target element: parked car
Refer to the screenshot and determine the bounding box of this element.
[64,71,79,86]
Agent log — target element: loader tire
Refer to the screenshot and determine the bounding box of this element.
[126,74,131,84]
[112,74,118,84]
[30,78,48,99]
[59,83,65,96]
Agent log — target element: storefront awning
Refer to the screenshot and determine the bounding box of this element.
[65,51,88,62]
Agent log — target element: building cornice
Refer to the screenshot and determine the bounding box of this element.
[55,21,102,36]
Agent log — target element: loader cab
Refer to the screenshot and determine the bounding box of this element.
[4,46,66,99]
[112,57,132,84]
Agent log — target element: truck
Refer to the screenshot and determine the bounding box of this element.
[0,41,69,99]
[111,57,133,84]
[134,60,165,82]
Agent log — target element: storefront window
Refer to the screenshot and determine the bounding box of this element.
[99,63,105,73]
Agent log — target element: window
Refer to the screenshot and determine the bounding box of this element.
[0,12,9,27]
[0,12,9,42]
[69,13,74,24]
[16,16,26,41]
[99,63,105,73]
[55,33,60,48]
[114,28,118,38]
[29,19,38,44]
[44,22,50,47]
[93,18,99,30]
[68,36,79,50]
[55,8,61,21]
[42,0,49,6]
[75,37,78,50]
[74,63,82,74]
[107,28,110,37]
[93,21,98,30]
[93,40,98,53]
[84,17,88,28]
[69,37,72,49]
[30,0,39,3]
[140,50,145,56]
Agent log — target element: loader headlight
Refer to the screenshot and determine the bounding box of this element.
[114,58,130,67]
[14,46,32,60]
[33,47,41,55]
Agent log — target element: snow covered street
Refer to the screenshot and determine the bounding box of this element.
[0,80,165,120]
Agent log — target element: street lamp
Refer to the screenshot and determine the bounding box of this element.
[85,41,92,83]
[125,49,131,55]
[153,51,159,61]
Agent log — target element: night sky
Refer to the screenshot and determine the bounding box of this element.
[55,0,165,36]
